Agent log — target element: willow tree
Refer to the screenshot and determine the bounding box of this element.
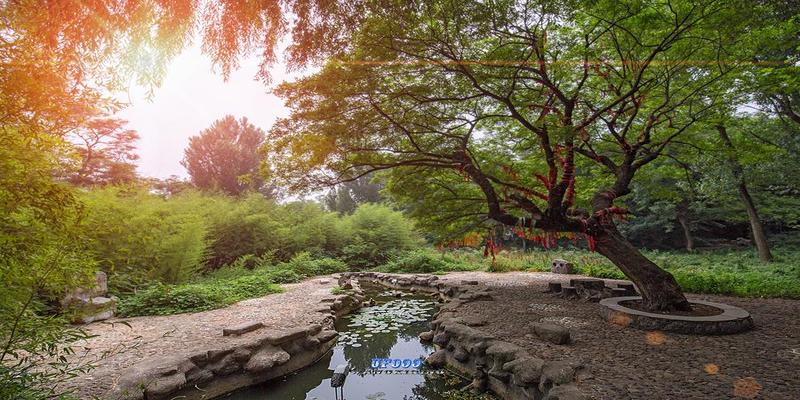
[263,0,764,311]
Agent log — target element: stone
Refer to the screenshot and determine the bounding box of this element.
[551,259,574,274]
[144,372,186,398]
[432,332,450,346]
[533,323,571,345]
[316,330,338,343]
[462,280,480,285]
[548,282,562,293]
[543,383,588,400]
[244,345,291,373]
[539,361,578,393]
[70,296,118,324]
[503,357,546,386]
[454,347,470,362]
[569,278,605,291]
[263,327,308,345]
[208,354,240,376]
[425,350,447,368]
[419,331,434,342]
[222,321,264,336]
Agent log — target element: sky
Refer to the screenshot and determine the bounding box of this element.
[115,44,294,179]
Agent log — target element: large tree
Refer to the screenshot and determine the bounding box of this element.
[263,0,770,311]
[182,115,270,196]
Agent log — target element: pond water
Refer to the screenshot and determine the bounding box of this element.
[222,288,474,400]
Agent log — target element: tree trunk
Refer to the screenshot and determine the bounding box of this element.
[676,200,695,252]
[737,182,773,262]
[716,125,773,262]
[593,225,691,311]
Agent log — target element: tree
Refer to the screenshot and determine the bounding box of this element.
[263,0,771,311]
[66,118,140,186]
[715,125,773,261]
[323,173,383,214]
[182,115,270,196]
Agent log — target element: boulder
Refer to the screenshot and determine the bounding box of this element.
[419,330,434,342]
[244,345,290,373]
[532,323,571,345]
[425,350,447,368]
[550,259,574,274]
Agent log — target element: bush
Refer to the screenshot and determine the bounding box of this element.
[274,252,348,277]
[118,272,282,317]
[379,249,477,274]
[339,204,421,269]
[80,188,212,292]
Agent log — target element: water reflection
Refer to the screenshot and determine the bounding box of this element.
[223,290,469,400]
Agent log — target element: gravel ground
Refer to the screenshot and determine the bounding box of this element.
[437,271,800,400]
[59,276,340,398]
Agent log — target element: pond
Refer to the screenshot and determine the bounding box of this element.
[221,288,479,400]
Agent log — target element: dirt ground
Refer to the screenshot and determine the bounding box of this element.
[437,271,800,400]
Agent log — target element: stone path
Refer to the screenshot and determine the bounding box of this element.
[437,271,800,400]
[60,277,340,398]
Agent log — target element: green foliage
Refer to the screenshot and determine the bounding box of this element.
[274,252,348,277]
[117,272,282,317]
[330,286,347,295]
[339,204,421,270]
[379,249,478,274]
[79,187,212,292]
[1,128,97,400]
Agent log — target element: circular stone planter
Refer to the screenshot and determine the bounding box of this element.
[599,296,754,335]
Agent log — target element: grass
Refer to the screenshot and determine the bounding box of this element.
[380,247,800,299]
[117,253,348,317]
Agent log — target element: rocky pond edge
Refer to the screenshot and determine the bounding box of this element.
[105,272,588,400]
[340,272,588,400]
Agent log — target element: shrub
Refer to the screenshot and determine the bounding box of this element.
[118,272,282,317]
[379,249,477,274]
[80,188,212,292]
[339,204,421,269]
[274,252,348,277]
[118,283,224,316]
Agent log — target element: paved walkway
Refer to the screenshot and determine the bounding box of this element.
[60,276,340,398]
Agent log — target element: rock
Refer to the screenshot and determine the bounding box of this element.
[544,383,588,400]
[533,323,571,345]
[425,350,447,368]
[462,280,479,285]
[263,327,307,345]
[551,259,574,274]
[569,278,605,291]
[244,345,291,373]
[454,347,470,362]
[222,321,264,336]
[461,315,487,327]
[208,354,240,376]
[144,372,186,398]
[316,330,338,343]
[539,361,578,393]
[432,332,450,346]
[419,331,434,342]
[548,282,563,293]
[70,296,118,324]
[503,356,546,386]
